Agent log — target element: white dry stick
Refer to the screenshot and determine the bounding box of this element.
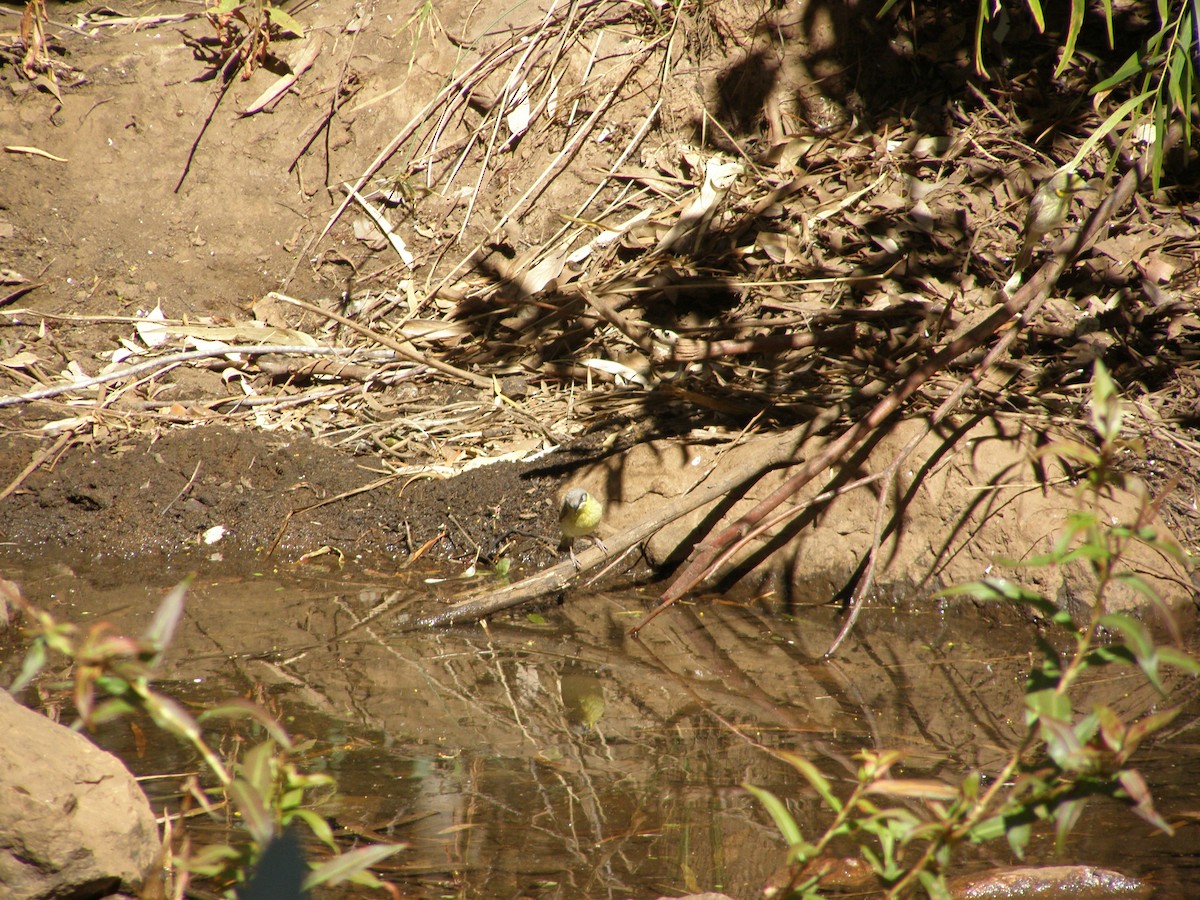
[653,156,744,255]
[345,186,416,268]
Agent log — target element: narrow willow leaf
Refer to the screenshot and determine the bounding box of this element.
[776,750,842,812]
[1151,99,1166,191]
[143,578,189,664]
[1053,796,1088,850]
[1158,646,1200,675]
[1027,0,1045,31]
[302,844,406,890]
[1067,90,1155,172]
[287,808,336,849]
[974,0,989,79]
[228,778,276,846]
[743,782,804,847]
[1054,0,1087,77]
[1168,44,1186,113]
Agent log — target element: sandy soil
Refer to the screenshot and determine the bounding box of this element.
[1,0,587,568]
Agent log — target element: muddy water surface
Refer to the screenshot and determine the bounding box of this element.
[6,552,1200,898]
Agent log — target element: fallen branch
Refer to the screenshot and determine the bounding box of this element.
[0,344,360,408]
[415,430,809,627]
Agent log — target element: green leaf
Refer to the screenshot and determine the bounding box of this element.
[142,578,189,665]
[1033,438,1100,468]
[280,786,306,811]
[1098,613,1153,660]
[1095,52,1143,93]
[302,843,405,890]
[286,808,336,849]
[143,693,203,743]
[967,813,1007,843]
[1158,646,1200,675]
[1085,644,1137,669]
[183,842,243,876]
[1118,768,1172,833]
[8,638,47,695]
[1100,0,1113,46]
[1025,687,1071,725]
[1053,796,1088,850]
[240,740,278,801]
[91,697,139,724]
[200,698,293,750]
[1066,90,1156,172]
[1053,0,1086,78]
[1168,42,1186,113]
[951,576,1071,623]
[776,751,842,813]
[229,778,277,846]
[1005,819,1032,858]
[1039,716,1088,771]
[266,6,305,36]
[1096,704,1126,752]
[743,782,803,847]
[1114,572,1162,606]
[973,0,989,78]
[1089,360,1123,444]
[961,771,981,801]
[1124,707,1182,755]
[917,867,952,900]
[1027,0,1045,31]
[1150,96,1167,192]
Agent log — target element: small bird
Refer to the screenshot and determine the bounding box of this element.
[1013,168,1090,272]
[559,487,605,567]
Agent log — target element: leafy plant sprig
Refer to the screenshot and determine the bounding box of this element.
[750,360,1199,898]
[7,580,403,896]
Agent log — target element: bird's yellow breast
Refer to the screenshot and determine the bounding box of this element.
[560,488,603,539]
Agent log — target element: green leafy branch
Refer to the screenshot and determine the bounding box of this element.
[750,360,1198,898]
[7,580,402,896]
[876,1,1198,189]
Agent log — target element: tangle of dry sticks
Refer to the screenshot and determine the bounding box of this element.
[631,149,1154,637]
